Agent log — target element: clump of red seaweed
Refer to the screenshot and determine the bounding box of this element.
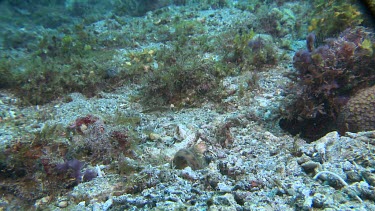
[69,114,100,134]
[280,27,375,141]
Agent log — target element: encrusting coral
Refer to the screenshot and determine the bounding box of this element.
[337,85,375,134]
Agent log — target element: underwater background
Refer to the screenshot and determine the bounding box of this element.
[0,0,375,210]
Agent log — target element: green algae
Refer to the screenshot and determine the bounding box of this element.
[309,0,363,39]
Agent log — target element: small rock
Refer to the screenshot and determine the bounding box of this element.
[57,201,68,208]
[312,193,326,208]
[40,196,51,204]
[217,182,233,192]
[181,166,198,180]
[362,171,375,186]
[210,193,238,209]
[149,133,161,141]
[346,171,362,183]
[79,124,88,133]
[301,161,321,173]
[102,198,113,211]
